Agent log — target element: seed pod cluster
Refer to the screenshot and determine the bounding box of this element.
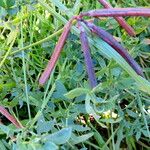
[39,3,150,87]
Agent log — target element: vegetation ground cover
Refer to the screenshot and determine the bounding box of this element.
[0,0,150,149]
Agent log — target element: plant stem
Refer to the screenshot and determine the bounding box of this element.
[0,30,18,68]
[21,15,31,121]
[10,28,63,55]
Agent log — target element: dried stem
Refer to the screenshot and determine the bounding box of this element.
[78,21,97,88]
[39,19,73,85]
[0,106,23,128]
[80,8,150,17]
[83,20,144,76]
[98,0,136,36]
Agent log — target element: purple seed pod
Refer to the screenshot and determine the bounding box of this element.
[78,21,97,88]
[39,19,73,85]
[98,0,136,36]
[83,20,144,77]
[80,8,150,17]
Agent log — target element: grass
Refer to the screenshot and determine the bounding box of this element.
[0,0,150,149]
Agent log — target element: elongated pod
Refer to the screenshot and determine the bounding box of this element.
[39,19,73,85]
[0,106,23,128]
[98,0,136,36]
[83,21,144,76]
[78,21,97,88]
[80,8,150,17]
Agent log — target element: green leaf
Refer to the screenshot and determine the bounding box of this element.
[6,0,15,8]
[0,0,6,8]
[51,0,73,18]
[43,141,58,150]
[0,140,7,150]
[115,127,124,150]
[126,136,136,150]
[135,131,141,141]
[0,0,15,8]
[64,88,89,99]
[52,80,68,100]
[100,117,123,123]
[7,29,18,45]
[94,95,118,113]
[72,0,81,15]
[71,132,94,145]
[37,115,54,134]
[94,132,109,149]
[85,95,100,120]
[0,6,7,18]
[136,76,150,94]
[142,129,149,137]
[71,125,90,132]
[126,109,138,118]
[7,7,18,16]
[44,128,72,145]
[0,125,9,134]
[85,95,107,128]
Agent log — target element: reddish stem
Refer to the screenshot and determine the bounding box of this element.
[98,0,136,36]
[0,106,23,128]
[83,20,144,76]
[39,19,73,85]
[80,8,150,17]
[78,21,97,88]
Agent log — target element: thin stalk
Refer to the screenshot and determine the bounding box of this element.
[98,0,136,36]
[39,18,73,85]
[101,127,119,150]
[110,115,115,150]
[78,21,97,88]
[137,141,150,149]
[80,8,150,17]
[83,20,144,77]
[21,17,31,121]
[30,71,55,128]
[84,141,101,149]
[10,28,63,55]
[0,30,18,68]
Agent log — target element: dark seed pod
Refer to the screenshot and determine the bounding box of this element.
[39,19,73,85]
[98,0,136,36]
[80,8,150,17]
[78,21,97,88]
[83,20,144,77]
[0,106,23,128]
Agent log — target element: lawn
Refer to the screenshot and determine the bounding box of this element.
[0,0,150,149]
